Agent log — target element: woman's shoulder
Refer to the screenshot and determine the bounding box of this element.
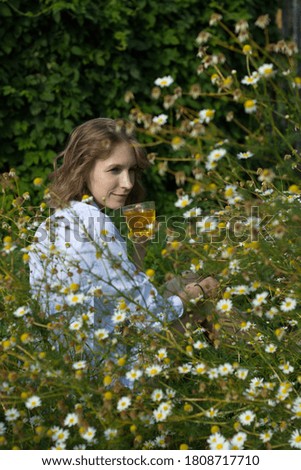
[69,200,104,218]
[67,201,115,232]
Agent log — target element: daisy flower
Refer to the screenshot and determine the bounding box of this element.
[207,368,219,379]
[151,389,164,402]
[154,75,174,87]
[216,298,233,313]
[64,413,78,427]
[230,432,247,449]
[258,63,275,78]
[224,184,238,198]
[196,216,218,233]
[72,360,87,370]
[193,340,208,350]
[249,377,264,389]
[178,363,192,374]
[207,432,230,450]
[51,427,70,443]
[252,291,269,307]
[183,207,202,218]
[117,396,131,412]
[13,306,30,318]
[66,293,87,305]
[158,401,173,416]
[292,398,301,418]
[69,318,83,331]
[192,363,207,375]
[265,343,277,353]
[218,362,234,376]
[153,408,168,422]
[238,410,256,426]
[293,76,301,89]
[234,285,249,295]
[94,328,110,341]
[280,297,297,312]
[265,307,278,319]
[81,427,96,442]
[205,159,218,171]
[241,72,260,85]
[156,348,167,360]
[289,429,301,449]
[244,99,257,114]
[279,362,294,374]
[112,309,127,324]
[190,259,204,272]
[145,365,162,377]
[199,108,215,123]
[205,407,218,418]
[166,388,176,399]
[171,136,185,150]
[175,194,193,208]
[152,114,168,126]
[25,395,41,410]
[207,148,227,162]
[104,428,118,440]
[4,408,20,422]
[125,368,143,382]
[259,429,273,443]
[237,151,254,159]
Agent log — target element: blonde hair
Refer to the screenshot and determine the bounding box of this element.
[48,118,149,208]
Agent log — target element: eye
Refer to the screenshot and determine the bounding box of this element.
[108,167,121,173]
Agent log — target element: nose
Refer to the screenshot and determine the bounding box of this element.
[120,170,134,190]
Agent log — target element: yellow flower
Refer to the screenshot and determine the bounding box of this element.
[145,269,155,279]
[207,183,217,192]
[244,99,257,114]
[211,425,220,433]
[117,356,127,366]
[33,177,43,186]
[179,443,189,450]
[289,184,301,194]
[103,375,112,386]
[171,136,185,150]
[104,391,113,400]
[130,424,137,433]
[191,183,202,195]
[293,76,301,89]
[170,240,181,250]
[20,333,31,344]
[243,44,252,55]
[184,403,193,412]
[69,283,80,292]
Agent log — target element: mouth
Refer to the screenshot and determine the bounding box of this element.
[112,193,128,197]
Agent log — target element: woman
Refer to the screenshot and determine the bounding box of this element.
[29,118,217,348]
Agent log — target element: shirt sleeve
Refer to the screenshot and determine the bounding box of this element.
[29,202,184,332]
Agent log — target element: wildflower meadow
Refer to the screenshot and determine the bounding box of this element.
[1,13,301,450]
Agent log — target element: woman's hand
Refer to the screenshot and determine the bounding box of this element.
[173,276,219,334]
[179,276,219,304]
[196,276,219,298]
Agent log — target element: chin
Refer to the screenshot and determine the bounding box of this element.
[105,202,124,210]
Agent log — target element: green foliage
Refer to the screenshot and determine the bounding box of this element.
[0,0,279,197]
[2,4,301,452]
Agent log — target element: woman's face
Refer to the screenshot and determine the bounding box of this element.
[88,142,137,209]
